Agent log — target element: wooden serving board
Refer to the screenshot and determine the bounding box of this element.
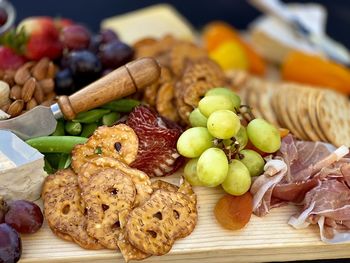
[20,174,350,263]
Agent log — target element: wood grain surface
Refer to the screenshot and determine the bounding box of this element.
[20,174,350,263]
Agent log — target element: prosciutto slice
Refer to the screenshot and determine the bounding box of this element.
[251,134,350,243]
[289,179,350,243]
[251,135,349,216]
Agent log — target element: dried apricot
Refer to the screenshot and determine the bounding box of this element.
[214,192,253,230]
[282,51,350,95]
[279,127,290,138]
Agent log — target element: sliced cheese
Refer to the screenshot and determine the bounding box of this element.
[101,4,195,44]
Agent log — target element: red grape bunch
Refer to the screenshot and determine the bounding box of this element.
[55,25,134,95]
[0,199,43,263]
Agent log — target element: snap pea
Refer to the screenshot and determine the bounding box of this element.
[44,153,62,168]
[57,153,72,169]
[26,136,88,153]
[65,121,82,136]
[51,119,65,136]
[81,123,99,137]
[44,158,55,174]
[101,99,140,112]
[73,109,110,123]
[102,112,120,126]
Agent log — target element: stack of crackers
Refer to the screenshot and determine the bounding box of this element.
[42,124,197,262]
[230,71,350,147]
[133,35,232,125]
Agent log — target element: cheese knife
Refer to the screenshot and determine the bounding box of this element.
[0,57,160,140]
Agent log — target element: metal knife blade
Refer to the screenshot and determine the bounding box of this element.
[0,105,58,140]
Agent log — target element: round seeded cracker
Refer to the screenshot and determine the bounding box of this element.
[292,87,317,141]
[271,87,286,128]
[83,169,136,249]
[280,85,306,140]
[315,89,350,147]
[79,157,152,206]
[257,81,280,127]
[71,124,139,174]
[308,89,328,142]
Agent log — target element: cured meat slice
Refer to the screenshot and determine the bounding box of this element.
[251,159,288,217]
[127,105,184,177]
[289,179,350,243]
[251,134,349,216]
[251,134,350,243]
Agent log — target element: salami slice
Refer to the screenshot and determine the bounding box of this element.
[127,106,184,177]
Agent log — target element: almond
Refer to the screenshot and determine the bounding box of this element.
[14,65,31,85]
[47,62,56,79]
[22,77,36,102]
[7,100,24,117]
[31,58,49,80]
[34,84,44,104]
[3,70,15,86]
[10,85,22,100]
[22,61,36,70]
[39,78,54,94]
[1,101,11,112]
[26,98,38,110]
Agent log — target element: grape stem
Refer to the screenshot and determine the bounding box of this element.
[237,105,255,123]
[213,138,241,162]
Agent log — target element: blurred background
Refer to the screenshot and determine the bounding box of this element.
[11,0,350,49]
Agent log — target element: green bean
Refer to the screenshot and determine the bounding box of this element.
[102,112,120,126]
[101,99,140,112]
[51,119,65,136]
[81,123,99,137]
[26,136,88,153]
[57,154,72,169]
[65,121,82,135]
[73,109,110,123]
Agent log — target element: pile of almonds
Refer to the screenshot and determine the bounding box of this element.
[0,58,57,118]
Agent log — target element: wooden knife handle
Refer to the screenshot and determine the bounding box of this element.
[57,57,160,120]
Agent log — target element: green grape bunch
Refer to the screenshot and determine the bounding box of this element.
[177,87,282,196]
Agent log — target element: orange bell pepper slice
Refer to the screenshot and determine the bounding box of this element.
[202,21,266,76]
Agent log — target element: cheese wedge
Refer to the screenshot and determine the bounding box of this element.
[0,131,47,201]
[101,4,195,44]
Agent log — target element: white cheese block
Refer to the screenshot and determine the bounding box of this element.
[0,150,16,170]
[101,4,195,44]
[249,3,325,63]
[0,130,47,201]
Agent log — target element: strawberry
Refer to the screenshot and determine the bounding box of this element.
[0,46,26,70]
[17,16,63,60]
